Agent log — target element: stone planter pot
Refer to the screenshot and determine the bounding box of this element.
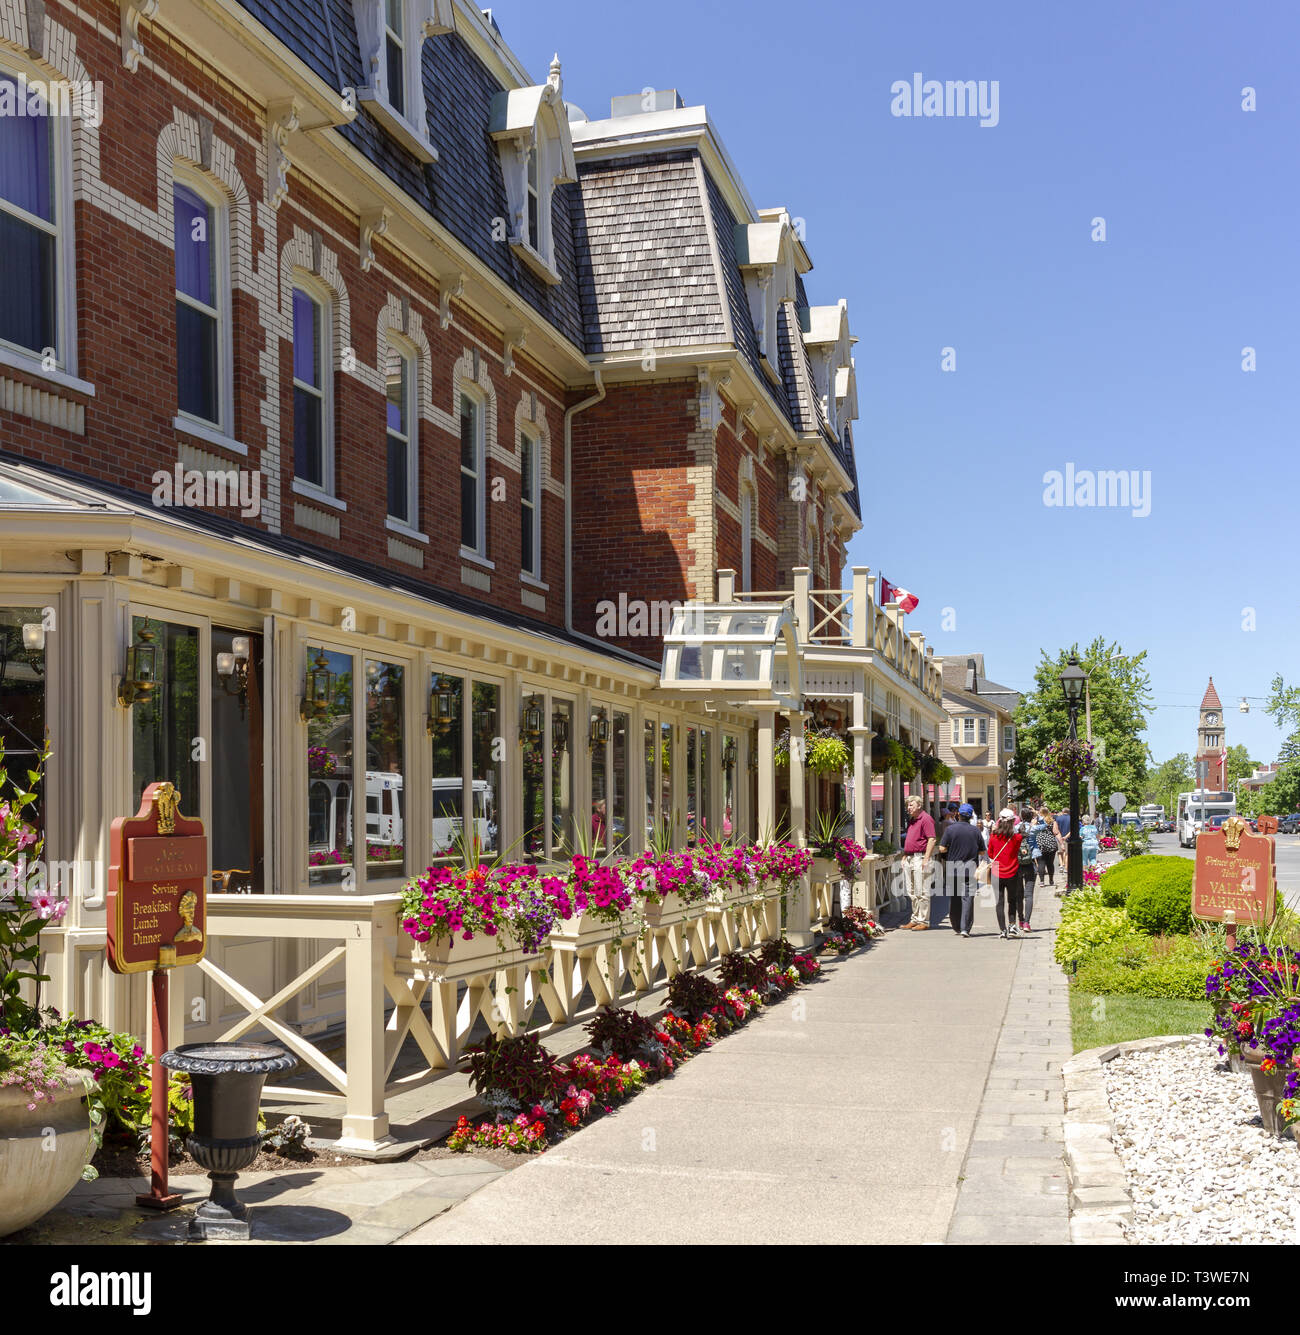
[0,1070,93,1238]
[1243,1046,1290,1138]
[162,1042,297,1240]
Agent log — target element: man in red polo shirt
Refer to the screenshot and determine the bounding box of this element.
[901,794,936,930]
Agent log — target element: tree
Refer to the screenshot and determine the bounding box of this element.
[1224,744,1256,789]
[1010,639,1152,809]
[1144,752,1191,815]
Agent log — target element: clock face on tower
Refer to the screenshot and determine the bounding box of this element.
[1205,713,1219,725]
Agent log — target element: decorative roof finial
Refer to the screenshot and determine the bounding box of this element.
[548,52,562,93]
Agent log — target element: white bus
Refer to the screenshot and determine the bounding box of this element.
[1176,790,1236,848]
[1138,803,1164,829]
[309,772,495,860]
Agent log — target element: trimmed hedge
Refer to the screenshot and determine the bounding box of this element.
[1111,857,1194,935]
[1073,933,1215,1000]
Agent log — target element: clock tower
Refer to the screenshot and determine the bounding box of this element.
[1196,678,1225,789]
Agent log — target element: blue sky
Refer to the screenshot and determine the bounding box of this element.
[496,0,1298,766]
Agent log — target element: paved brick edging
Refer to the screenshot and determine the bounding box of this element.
[1061,1034,1202,1244]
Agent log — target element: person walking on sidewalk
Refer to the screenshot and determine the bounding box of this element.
[942,803,986,936]
[1033,807,1059,887]
[1017,807,1038,933]
[1080,816,1100,867]
[987,809,1024,939]
[901,794,936,931]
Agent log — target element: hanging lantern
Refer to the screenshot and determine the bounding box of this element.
[299,650,335,721]
[588,710,609,751]
[118,627,158,707]
[519,696,544,744]
[552,712,569,751]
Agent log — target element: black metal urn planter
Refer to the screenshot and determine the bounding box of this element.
[161,1042,298,1240]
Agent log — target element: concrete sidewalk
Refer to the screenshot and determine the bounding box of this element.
[399,889,1068,1246]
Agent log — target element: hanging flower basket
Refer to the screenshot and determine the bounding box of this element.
[1041,738,1097,784]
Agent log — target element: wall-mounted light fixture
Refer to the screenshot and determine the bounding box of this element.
[723,737,738,771]
[118,626,158,707]
[552,713,569,752]
[216,635,251,718]
[427,675,459,738]
[299,649,335,721]
[588,709,609,751]
[519,695,543,745]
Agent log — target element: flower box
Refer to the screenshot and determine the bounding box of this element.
[401,926,543,982]
[642,891,695,928]
[549,910,625,952]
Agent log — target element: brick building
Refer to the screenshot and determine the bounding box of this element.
[0,0,943,1103]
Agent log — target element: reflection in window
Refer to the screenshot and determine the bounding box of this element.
[0,607,47,838]
[611,711,630,855]
[661,721,673,846]
[131,616,200,816]
[429,672,463,860]
[212,627,263,892]
[590,707,608,855]
[0,79,58,358]
[306,645,354,885]
[471,681,500,858]
[521,692,545,860]
[700,731,711,844]
[643,718,656,845]
[365,660,404,877]
[551,699,572,857]
[685,727,697,846]
[722,732,737,840]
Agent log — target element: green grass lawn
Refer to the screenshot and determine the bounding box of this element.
[1068,988,1210,1054]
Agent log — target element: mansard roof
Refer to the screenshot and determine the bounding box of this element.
[235,1,586,346]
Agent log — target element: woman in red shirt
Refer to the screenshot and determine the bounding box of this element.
[987,810,1024,939]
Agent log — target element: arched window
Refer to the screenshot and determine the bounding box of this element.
[385,337,418,528]
[293,280,334,494]
[173,171,231,431]
[740,485,754,591]
[459,385,486,556]
[0,61,75,376]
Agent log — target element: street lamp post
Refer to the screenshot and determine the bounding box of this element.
[1059,655,1089,893]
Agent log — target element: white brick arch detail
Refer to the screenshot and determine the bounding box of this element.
[450,346,498,464]
[375,296,436,425]
[156,114,253,292]
[511,392,562,498]
[278,228,353,379]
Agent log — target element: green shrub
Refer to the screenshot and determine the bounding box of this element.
[1074,934,1215,1000]
[1122,858,1194,935]
[1101,854,1190,897]
[1096,872,1129,908]
[1055,891,1137,966]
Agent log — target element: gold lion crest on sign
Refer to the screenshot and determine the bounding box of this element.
[153,782,180,834]
[1222,816,1248,851]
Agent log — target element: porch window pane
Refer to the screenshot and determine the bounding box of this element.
[590,707,608,854]
[721,731,737,840]
[643,718,656,846]
[306,646,354,885]
[685,727,697,845]
[611,711,630,855]
[0,606,47,839]
[130,617,200,819]
[471,681,500,858]
[211,627,263,892]
[365,660,405,877]
[551,699,572,857]
[700,731,711,843]
[521,692,545,861]
[661,721,672,846]
[429,672,463,860]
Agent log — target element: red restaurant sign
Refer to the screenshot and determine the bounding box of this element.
[107,782,208,974]
[1191,816,1276,927]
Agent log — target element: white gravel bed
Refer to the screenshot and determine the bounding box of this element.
[1104,1040,1300,1244]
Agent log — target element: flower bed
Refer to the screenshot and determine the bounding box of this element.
[446,940,824,1156]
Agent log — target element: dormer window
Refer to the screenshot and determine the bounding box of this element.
[736,210,808,385]
[490,57,577,285]
[353,0,454,164]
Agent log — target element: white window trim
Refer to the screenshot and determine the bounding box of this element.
[1003,725,1015,753]
[385,336,419,529]
[293,478,347,511]
[978,717,988,746]
[519,423,541,578]
[173,167,234,437]
[352,0,449,164]
[291,277,335,497]
[459,386,487,558]
[0,59,78,378]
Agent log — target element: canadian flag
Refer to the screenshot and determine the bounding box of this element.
[878,576,918,612]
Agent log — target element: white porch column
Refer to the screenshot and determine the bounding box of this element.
[756,706,777,842]
[850,726,869,910]
[785,707,813,948]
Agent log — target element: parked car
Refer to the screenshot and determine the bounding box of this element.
[1279,813,1300,834]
